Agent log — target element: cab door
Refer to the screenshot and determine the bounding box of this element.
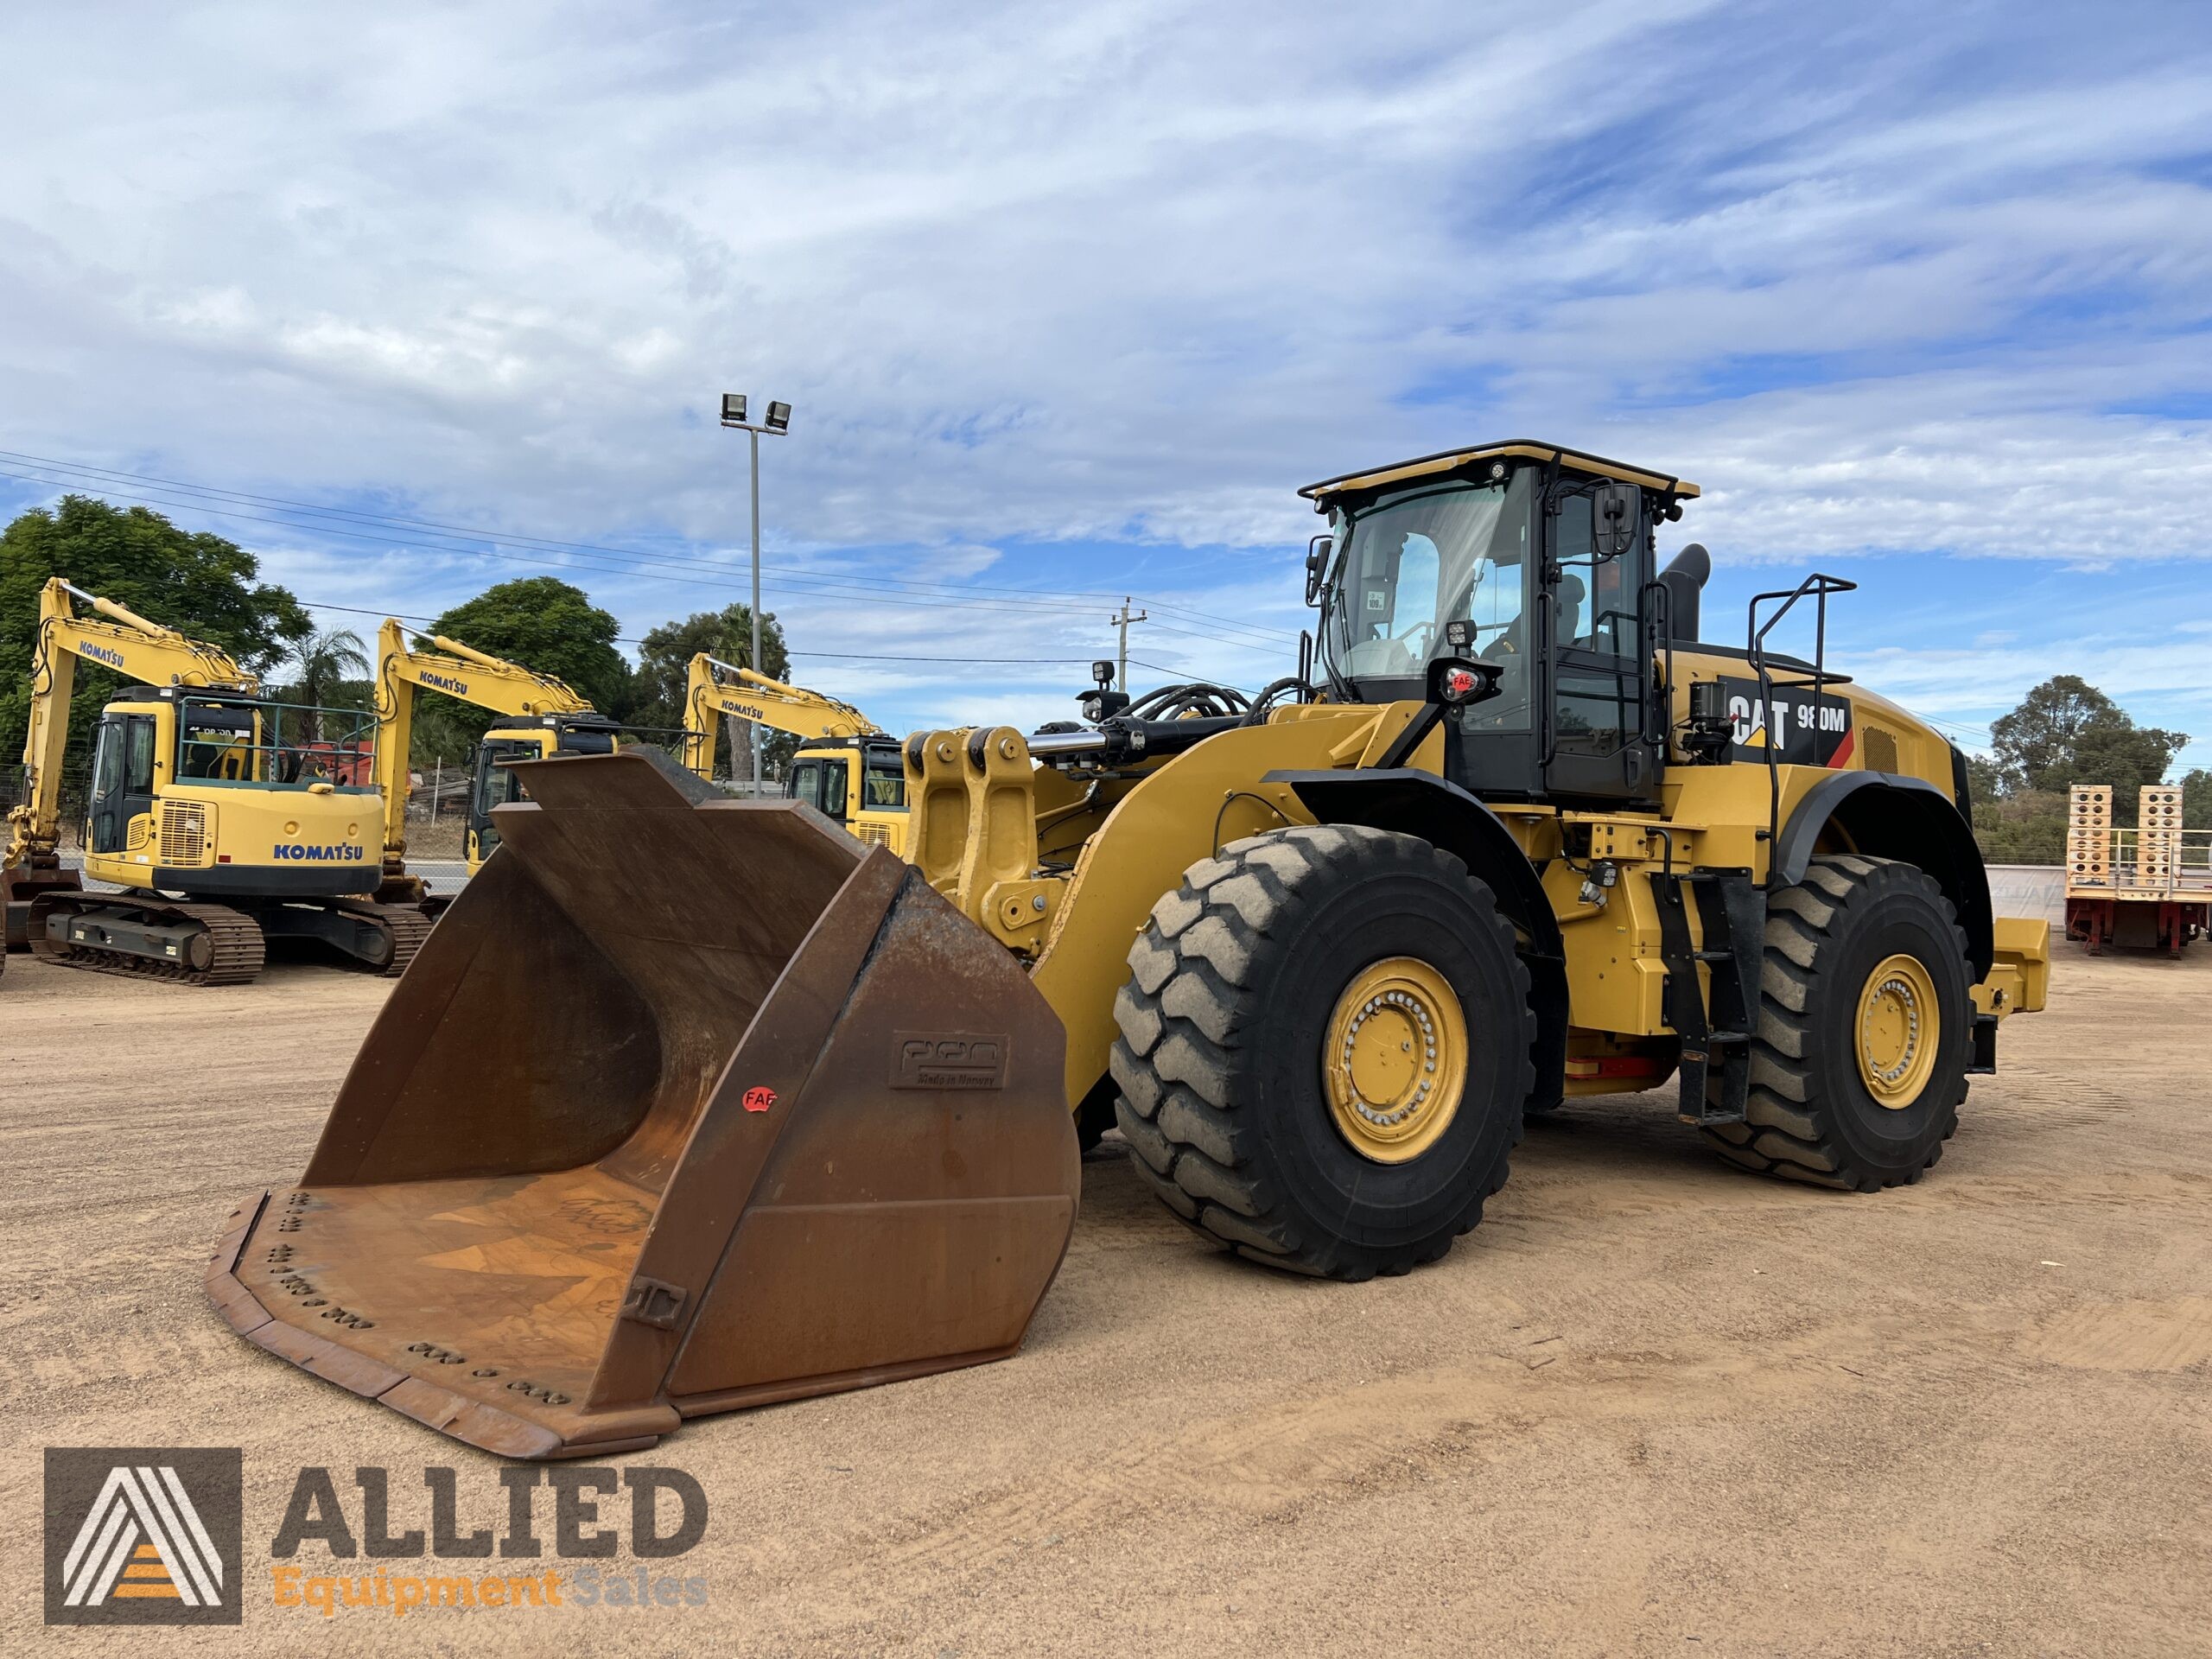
[1542,487,1662,805]
[468,738,542,864]
[87,713,156,855]
[787,754,851,823]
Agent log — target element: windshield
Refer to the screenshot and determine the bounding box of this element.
[1324,470,1535,729]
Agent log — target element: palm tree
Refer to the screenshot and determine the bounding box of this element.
[284,626,371,747]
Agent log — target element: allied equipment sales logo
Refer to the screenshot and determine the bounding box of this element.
[45,1448,244,1626]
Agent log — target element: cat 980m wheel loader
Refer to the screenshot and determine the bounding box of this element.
[210,441,2050,1456]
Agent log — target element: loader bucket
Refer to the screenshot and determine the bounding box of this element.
[207,750,1079,1459]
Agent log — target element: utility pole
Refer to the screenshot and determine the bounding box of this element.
[719,393,793,795]
[1109,598,1148,693]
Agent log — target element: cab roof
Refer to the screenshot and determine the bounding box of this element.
[1299,440,1700,505]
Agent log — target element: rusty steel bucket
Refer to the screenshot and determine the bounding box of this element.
[208,750,1079,1459]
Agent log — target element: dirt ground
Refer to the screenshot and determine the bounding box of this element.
[3,943,2208,1656]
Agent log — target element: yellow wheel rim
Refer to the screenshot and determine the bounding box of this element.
[1322,957,1469,1164]
[1855,952,1940,1109]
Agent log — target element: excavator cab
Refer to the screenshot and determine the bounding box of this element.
[786,735,911,852]
[466,711,625,869]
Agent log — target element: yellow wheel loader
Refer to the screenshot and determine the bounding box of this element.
[211,441,2050,1455]
[368,618,625,899]
[3,580,428,983]
[682,653,910,851]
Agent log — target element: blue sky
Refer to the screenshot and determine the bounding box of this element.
[3,0,2209,763]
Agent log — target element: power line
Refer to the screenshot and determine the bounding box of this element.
[294,596,1103,665]
[4,461,1305,652]
[0,448,1302,647]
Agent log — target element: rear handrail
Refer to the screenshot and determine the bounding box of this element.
[1745,574,1857,887]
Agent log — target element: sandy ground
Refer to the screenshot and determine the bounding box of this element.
[3,942,2209,1657]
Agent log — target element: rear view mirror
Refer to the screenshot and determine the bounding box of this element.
[1592,482,1638,560]
[1305,535,1332,606]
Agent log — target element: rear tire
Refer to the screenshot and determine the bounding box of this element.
[1701,855,1972,1191]
[1110,824,1535,1281]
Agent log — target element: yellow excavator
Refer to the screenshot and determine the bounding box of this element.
[682,653,910,852]
[3,579,427,984]
[368,619,625,899]
[213,440,2050,1457]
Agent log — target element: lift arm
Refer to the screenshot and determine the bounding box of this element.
[6,578,254,868]
[683,654,880,780]
[371,619,599,868]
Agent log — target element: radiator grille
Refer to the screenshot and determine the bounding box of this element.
[854,823,894,849]
[1863,726,1900,773]
[160,801,210,865]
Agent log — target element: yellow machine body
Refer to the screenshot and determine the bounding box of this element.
[76,691,377,897]
[903,683,2048,1119]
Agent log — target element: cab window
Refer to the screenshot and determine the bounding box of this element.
[1329,469,1535,733]
[789,758,848,818]
[91,719,124,803]
[863,754,907,810]
[124,717,156,794]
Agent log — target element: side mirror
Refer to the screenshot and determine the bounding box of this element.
[1592,482,1638,560]
[1305,535,1332,606]
[1426,655,1502,709]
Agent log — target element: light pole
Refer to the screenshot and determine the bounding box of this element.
[719,393,791,795]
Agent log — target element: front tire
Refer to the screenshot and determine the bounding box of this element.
[1110,824,1535,1281]
[1703,855,1972,1191]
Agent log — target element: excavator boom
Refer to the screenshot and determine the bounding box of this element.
[683,654,880,779]
[4,580,259,947]
[370,618,604,896]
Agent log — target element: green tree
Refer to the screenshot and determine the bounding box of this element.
[0,496,310,783]
[1989,674,2187,809]
[1971,675,2190,861]
[276,626,372,744]
[407,577,632,764]
[2183,768,2212,831]
[630,602,792,779]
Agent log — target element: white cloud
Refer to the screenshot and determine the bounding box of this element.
[2,0,2209,741]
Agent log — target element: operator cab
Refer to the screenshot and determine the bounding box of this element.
[86,686,377,861]
[1302,441,1699,808]
[469,711,625,862]
[788,735,909,820]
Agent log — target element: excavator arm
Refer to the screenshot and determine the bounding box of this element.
[6,578,252,869]
[683,653,880,779]
[370,619,599,876]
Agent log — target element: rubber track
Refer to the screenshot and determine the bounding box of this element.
[339,900,435,976]
[29,896,265,986]
[1110,823,1531,1279]
[1698,854,1967,1191]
